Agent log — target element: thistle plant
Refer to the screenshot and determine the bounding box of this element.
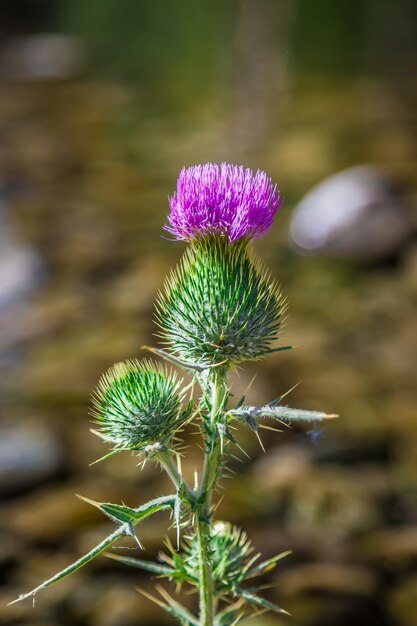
[11,162,336,625]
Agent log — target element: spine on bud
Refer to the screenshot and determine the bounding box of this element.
[156,235,285,367]
[91,359,187,453]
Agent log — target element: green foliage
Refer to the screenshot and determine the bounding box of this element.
[214,605,244,626]
[9,524,132,605]
[156,236,285,366]
[138,585,200,626]
[91,358,188,451]
[79,493,180,527]
[179,522,255,592]
[9,494,181,606]
[114,521,291,617]
[233,587,289,616]
[106,553,173,576]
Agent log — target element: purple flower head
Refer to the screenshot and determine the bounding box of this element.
[165,163,282,242]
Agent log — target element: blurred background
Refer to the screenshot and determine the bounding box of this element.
[1,1,417,625]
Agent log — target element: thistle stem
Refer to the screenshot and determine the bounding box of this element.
[196,370,228,626]
[196,514,214,626]
[156,450,194,501]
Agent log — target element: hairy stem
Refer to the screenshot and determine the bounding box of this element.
[196,370,228,626]
[196,513,214,626]
[155,372,228,626]
[156,450,194,502]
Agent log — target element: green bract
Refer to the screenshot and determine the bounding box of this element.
[177,522,254,592]
[156,236,284,366]
[91,359,186,451]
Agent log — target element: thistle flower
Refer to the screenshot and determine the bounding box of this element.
[13,160,332,626]
[157,236,284,366]
[91,359,186,451]
[166,162,281,242]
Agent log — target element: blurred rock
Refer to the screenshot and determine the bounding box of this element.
[91,583,166,626]
[0,244,43,311]
[4,550,87,622]
[251,444,312,492]
[105,255,170,316]
[0,190,44,311]
[289,166,415,260]
[0,422,61,494]
[0,35,84,81]
[0,479,117,540]
[361,525,417,565]
[402,243,417,295]
[277,561,377,596]
[0,530,24,564]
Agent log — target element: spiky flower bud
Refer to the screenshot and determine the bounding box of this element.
[92,359,186,451]
[156,236,284,366]
[167,522,254,592]
[166,162,281,242]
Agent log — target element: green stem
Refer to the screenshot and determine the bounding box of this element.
[156,372,228,626]
[196,370,228,626]
[156,450,194,502]
[196,514,214,626]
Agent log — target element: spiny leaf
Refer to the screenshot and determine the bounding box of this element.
[137,585,199,626]
[10,494,182,605]
[215,603,245,626]
[77,494,178,526]
[174,492,181,548]
[234,587,290,616]
[9,524,132,605]
[263,345,293,354]
[105,554,172,575]
[247,550,292,578]
[162,522,256,592]
[230,405,338,423]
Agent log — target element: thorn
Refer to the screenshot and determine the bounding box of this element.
[265,381,302,408]
[258,423,283,433]
[156,584,174,603]
[254,430,266,452]
[213,494,225,513]
[75,493,101,509]
[234,442,251,459]
[136,586,165,608]
[89,427,107,440]
[175,452,182,475]
[241,373,258,402]
[280,380,302,400]
[88,447,121,466]
[230,453,244,464]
